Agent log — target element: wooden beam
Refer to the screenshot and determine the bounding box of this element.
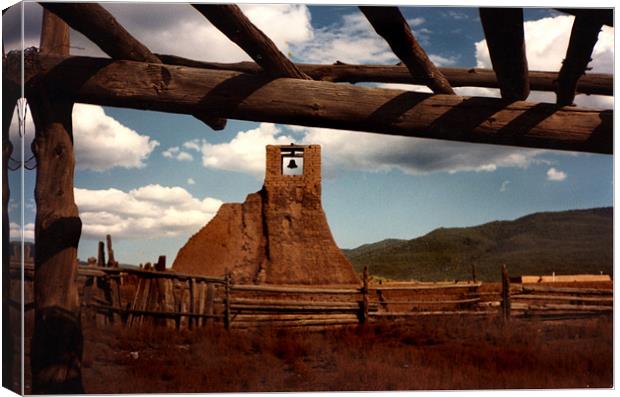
[40,2,226,130]
[192,4,310,80]
[555,8,613,27]
[556,14,605,106]
[479,8,530,101]
[155,54,613,96]
[9,53,612,154]
[40,9,70,56]
[359,6,454,94]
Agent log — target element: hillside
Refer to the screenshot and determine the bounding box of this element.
[343,207,613,281]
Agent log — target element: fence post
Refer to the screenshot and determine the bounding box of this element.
[224,268,231,330]
[206,283,214,327]
[471,263,477,283]
[188,277,195,329]
[361,266,369,324]
[501,264,511,321]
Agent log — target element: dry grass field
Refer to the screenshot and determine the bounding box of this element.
[80,313,612,393]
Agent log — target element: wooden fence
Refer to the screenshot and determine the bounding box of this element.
[11,263,613,330]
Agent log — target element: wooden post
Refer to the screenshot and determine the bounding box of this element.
[501,264,511,321]
[105,234,116,267]
[97,241,105,267]
[188,278,195,329]
[361,266,369,324]
[155,255,166,272]
[29,9,84,393]
[224,269,231,330]
[471,263,477,283]
[205,283,214,327]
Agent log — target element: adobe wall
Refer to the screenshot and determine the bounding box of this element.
[172,144,359,285]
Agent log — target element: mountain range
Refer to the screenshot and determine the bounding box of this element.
[342,207,613,282]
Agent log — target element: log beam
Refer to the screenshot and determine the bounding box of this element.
[359,6,454,94]
[479,8,530,101]
[29,12,84,394]
[8,53,613,154]
[155,54,613,96]
[556,14,605,106]
[40,2,226,130]
[192,4,310,80]
[555,8,613,27]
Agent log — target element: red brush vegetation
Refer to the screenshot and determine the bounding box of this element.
[80,314,612,393]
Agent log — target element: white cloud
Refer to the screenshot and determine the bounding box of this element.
[180,122,548,177]
[73,105,160,171]
[162,146,194,162]
[547,167,567,182]
[92,4,313,63]
[7,103,159,172]
[474,15,613,108]
[499,180,510,193]
[199,123,297,175]
[9,223,35,241]
[74,184,223,240]
[187,178,196,185]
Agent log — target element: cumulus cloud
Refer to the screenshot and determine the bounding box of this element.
[547,168,567,182]
[9,223,35,241]
[75,184,223,240]
[290,11,440,64]
[73,105,160,171]
[475,15,613,108]
[198,123,297,175]
[187,178,196,185]
[7,103,159,172]
[179,123,548,177]
[93,4,313,63]
[162,146,194,162]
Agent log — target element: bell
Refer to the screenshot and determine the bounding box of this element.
[286,159,298,169]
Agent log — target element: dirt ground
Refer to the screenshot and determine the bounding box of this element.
[80,314,613,393]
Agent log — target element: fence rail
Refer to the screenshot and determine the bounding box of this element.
[10,263,613,329]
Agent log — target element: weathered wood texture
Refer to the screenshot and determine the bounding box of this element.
[29,95,84,394]
[40,2,159,62]
[39,9,70,56]
[360,6,454,94]
[192,4,310,79]
[29,11,84,394]
[479,8,530,100]
[556,14,605,106]
[501,265,511,320]
[555,8,613,27]
[155,54,613,96]
[40,2,225,130]
[11,54,612,154]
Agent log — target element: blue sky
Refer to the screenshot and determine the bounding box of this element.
[3,4,614,266]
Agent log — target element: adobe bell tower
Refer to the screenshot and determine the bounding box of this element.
[173,144,359,285]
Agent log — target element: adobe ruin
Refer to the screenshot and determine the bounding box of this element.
[172,144,360,285]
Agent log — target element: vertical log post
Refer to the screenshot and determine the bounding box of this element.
[188,278,195,329]
[361,266,369,324]
[29,9,84,393]
[224,269,231,330]
[105,234,116,267]
[205,283,214,327]
[501,264,511,321]
[155,255,166,272]
[471,263,477,283]
[97,241,105,267]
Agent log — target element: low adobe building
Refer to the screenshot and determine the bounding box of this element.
[172,144,359,285]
